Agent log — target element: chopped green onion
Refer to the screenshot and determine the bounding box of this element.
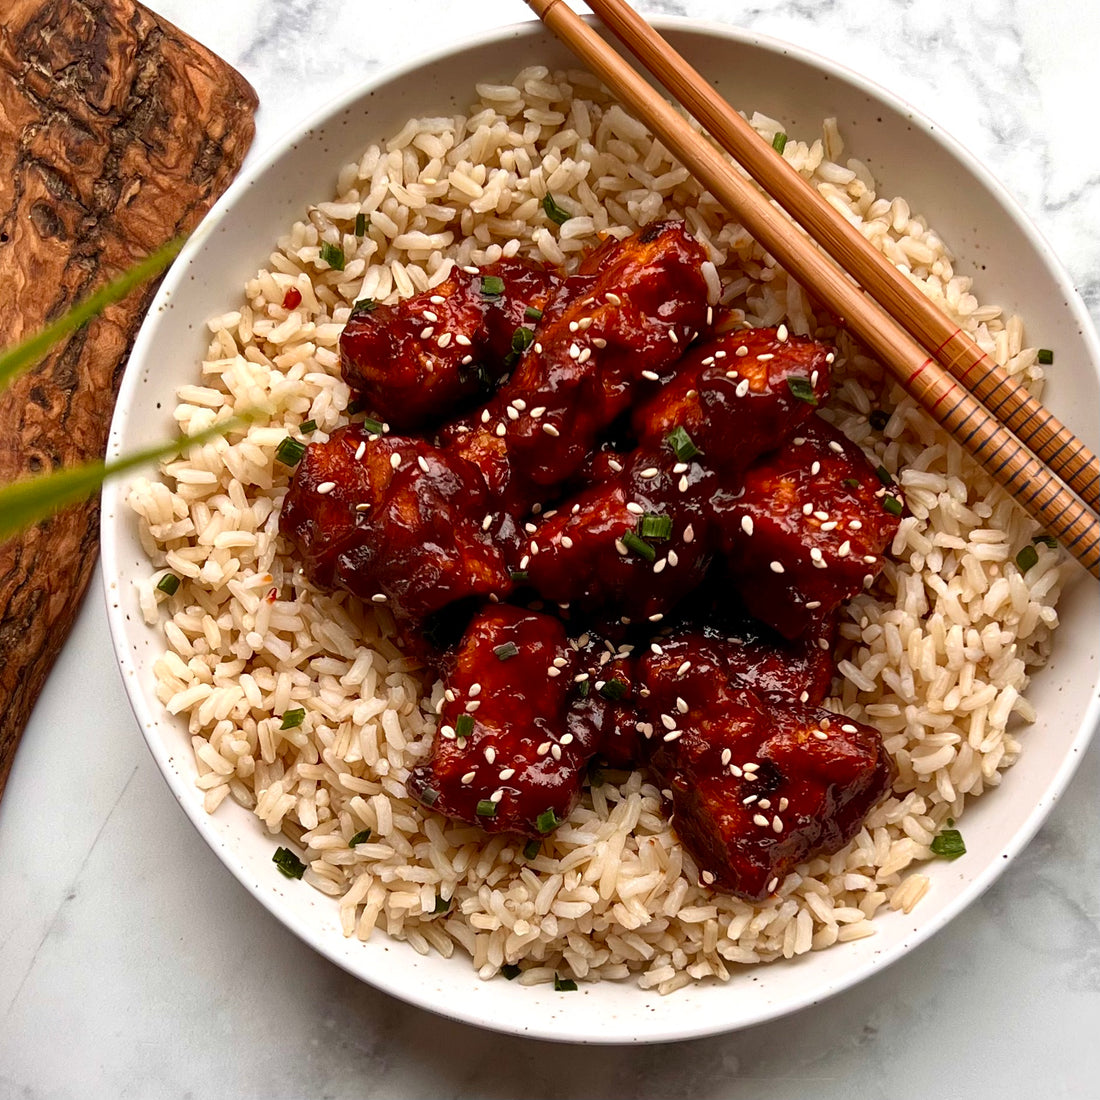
[494,641,520,661]
[280,708,306,730]
[1015,544,1039,573]
[930,828,966,860]
[420,786,440,806]
[622,530,656,562]
[771,132,788,154]
[351,298,377,316]
[347,397,367,415]
[299,418,317,434]
[155,573,180,596]
[554,975,578,991]
[842,478,861,490]
[883,495,903,517]
[524,305,544,321]
[480,275,505,298]
[319,241,346,270]
[272,846,306,879]
[542,193,572,225]
[599,678,628,702]
[523,839,541,859]
[875,464,895,487]
[348,829,372,847]
[433,894,450,914]
[361,416,385,435]
[476,799,497,818]
[1032,534,1058,549]
[536,808,559,834]
[509,569,529,582]
[501,964,522,980]
[786,376,818,405]
[576,680,590,699]
[511,326,536,354]
[1037,348,1054,365]
[869,409,890,430]
[455,714,474,739]
[666,424,700,461]
[354,212,368,236]
[275,436,307,466]
[638,513,672,540]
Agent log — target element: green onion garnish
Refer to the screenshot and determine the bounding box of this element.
[319,241,346,270]
[275,436,307,466]
[349,829,372,847]
[476,799,497,818]
[638,513,672,541]
[155,573,180,596]
[455,714,474,739]
[786,376,818,405]
[771,132,788,154]
[536,808,559,834]
[666,424,699,461]
[875,465,895,487]
[480,275,505,298]
[299,418,317,434]
[1015,544,1039,573]
[842,478,861,490]
[1032,534,1058,549]
[576,680,590,699]
[599,678,628,702]
[280,708,306,729]
[354,212,368,236]
[420,786,440,806]
[361,416,385,435]
[542,193,572,225]
[433,894,450,914]
[869,409,890,430]
[273,846,306,879]
[494,641,519,661]
[1037,348,1054,365]
[523,839,541,859]
[622,530,656,562]
[554,975,578,991]
[501,963,522,980]
[511,326,536,355]
[524,305,544,321]
[509,569,529,582]
[351,298,377,316]
[930,828,966,860]
[883,495,903,517]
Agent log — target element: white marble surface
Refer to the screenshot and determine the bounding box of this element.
[2,0,1099,1095]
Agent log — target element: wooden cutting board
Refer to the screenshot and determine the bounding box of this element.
[0,0,258,799]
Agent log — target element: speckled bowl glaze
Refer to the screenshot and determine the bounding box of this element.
[101,17,1100,1043]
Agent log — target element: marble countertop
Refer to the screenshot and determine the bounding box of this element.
[2,0,1098,1095]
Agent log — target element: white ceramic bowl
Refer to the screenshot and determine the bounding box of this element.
[101,18,1100,1043]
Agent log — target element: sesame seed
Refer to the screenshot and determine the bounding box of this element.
[653,558,667,574]
[648,612,664,622]
[838,540,851,557]
[743,762,759,772]
[437,332,452,349]
[578,317,593,331]
[316,481,336,494]
[777,324,789,341]
[702,356,715,366]
[569,343,580,360]
[672,462,688,474]
[561,733,574,745]
[506,406,519,420]
[741,515,754,536]
[863,555,878,564]
[650,642,664,655]
[537,742,551,756]
[455,333,471,346]
[676,660,691,676]
[802,502,814,515]
[519,555,529,570]
[811,369,819,386]
[484,746,496,764]
[810,461,821,476]
[626,502,644,515]
[720,748,732,765]
[814,510,830,521]
[841,723,858,734]
[534,343,543,353]
[490,789,504,803]
[608,459,623,472]
[569,321,579,333]
[593,337,607,348]
[701,870,715,885]
[494,422,506,437]
[429,295,445,305]
[547,666,560,677]
[639,467,659,478]
[482,514,493,531]
[466,700,481,712]
[417,455,430,473]
[469,683,482,697]
[669,330,679,344]
[420,326,434,339]
[676,697,689,714]
[371,593,387,603]
[752,813,769,828]
[767,876,779,892]
[821,520,838,532]
[757,352,774,362]
[779,798,789,811]
[530,542,539,555]
[678,475,689,493]
[551,744,562,760]
[735,379,750,397]
[758,798,773,810]
[825,352,835,364]
[614,538,628,555]
[683,524,695,544]
[772,816,783,833]
[742,795,757,805]
[480,409,491,424]
[461,355,473,365]
[805,600,821,609]
[813,729,828,740]
[606,291,623,306]
[524,522,537,535]
[729,764,743,777]
[828,440,844,453]
[440,725,456,739]
[541,423,560,437]
[561,536,574,549]
[462,265,479,274]
[660,713,677,731]
[354,442,367,461]
[850,519,863,530]
[578,347,592,364]
[706,307,714,325]
[769,560,785,573]
[499,768,515,781]
[574,673,589,683]
[662,730,682,742]
[461,771,476,784]
[641,370,660,381]
[444,689,456,702]
[667,550,679,567]
[810,547,824,561]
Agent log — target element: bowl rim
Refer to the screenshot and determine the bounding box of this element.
[101,13,1100,1044]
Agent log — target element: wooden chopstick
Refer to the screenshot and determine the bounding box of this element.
[586,0,1100,516]
[525,0,1100,578]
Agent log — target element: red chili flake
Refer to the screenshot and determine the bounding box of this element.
[282,287,303,310]
[266,587,279,603]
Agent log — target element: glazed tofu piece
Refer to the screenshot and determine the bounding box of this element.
[520,447,715,622]
[633,326,832,481]
[408,605,601,835]
[442,220,711,513]
[640,633,894,900]
[711,417,903,638]
[340,257,562,430]
[278,426,512,622]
